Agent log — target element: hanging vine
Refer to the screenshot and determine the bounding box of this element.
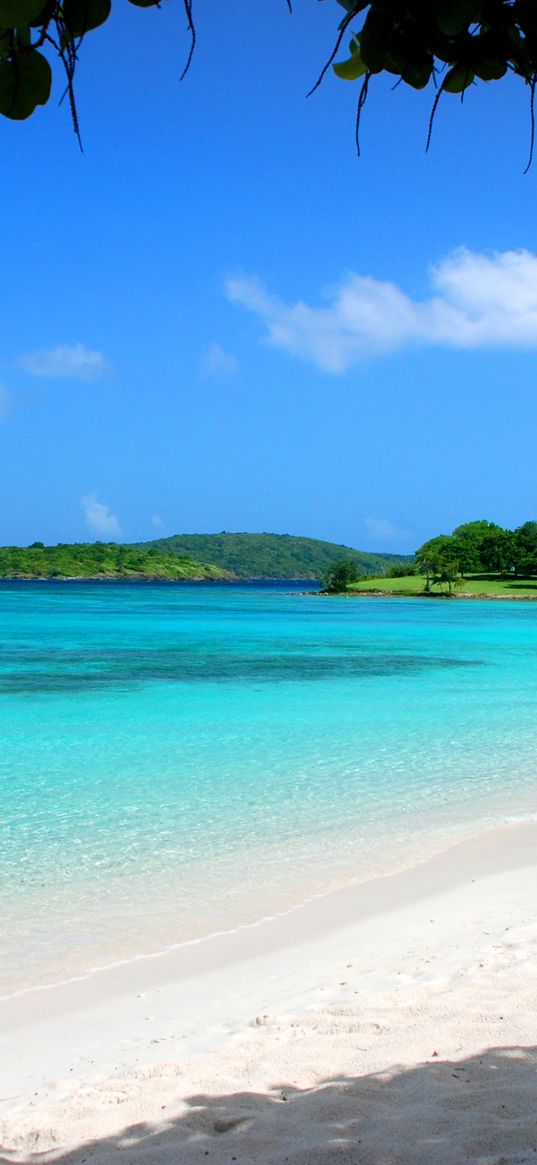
[2,1,537,167]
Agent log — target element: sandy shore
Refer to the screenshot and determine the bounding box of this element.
[2,822,537,1164]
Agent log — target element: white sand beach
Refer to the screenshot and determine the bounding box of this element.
[2,822,537,1165]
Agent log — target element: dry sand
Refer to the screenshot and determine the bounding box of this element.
[2,822,537,1164]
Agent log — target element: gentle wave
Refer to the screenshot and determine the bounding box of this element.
[2,583,537,995]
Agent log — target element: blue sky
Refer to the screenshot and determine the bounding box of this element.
[2,0,537,554]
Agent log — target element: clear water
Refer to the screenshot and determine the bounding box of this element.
[1,581,537,997]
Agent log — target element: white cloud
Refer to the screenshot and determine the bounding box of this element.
[200,342,238,379]
[226,248,537,372]
[20,343,109,381]
[365,517,408,543]
[82,494,122,539]
[0,383,11,421]
[151,514,165,530]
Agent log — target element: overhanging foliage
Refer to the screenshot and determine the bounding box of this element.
[2,2,536,163]
[326,1,537,164]
[0,0,195,144]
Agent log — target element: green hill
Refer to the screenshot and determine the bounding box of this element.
[0,543,230,581]
[135,532,410,579]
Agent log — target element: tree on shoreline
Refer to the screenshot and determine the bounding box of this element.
[415,534,461,592]
[415,519,537,590]
[320,559,365,592]
[513,520,537,575]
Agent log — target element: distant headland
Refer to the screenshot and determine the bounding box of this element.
[0,533,410,582]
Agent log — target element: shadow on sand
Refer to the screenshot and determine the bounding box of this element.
[6,1044,537,1165]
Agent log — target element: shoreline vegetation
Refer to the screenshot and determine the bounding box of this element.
[320,518,537,600]
[3,524,537,597]
[131,531,409,579]
[0,543,232,582]
[343,574,537,600]
[0,533,409,582]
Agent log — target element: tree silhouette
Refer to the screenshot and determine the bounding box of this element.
[2,2,537,165]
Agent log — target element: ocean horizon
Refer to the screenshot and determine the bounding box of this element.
[2,580,537,998]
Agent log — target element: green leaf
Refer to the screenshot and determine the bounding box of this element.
[443,64,475,92]
[0,0,44,24]
[434,0,479,37]
[333,52,366,80]
[518,0,537,36]
[359,6,391,73]
[126,0,161,7]
[29,4,53,28]
[384,38,408,75]
[473,57,507,81]
[402,56,433,89]
[0,47,51,119]
[0,29,10,58]
[62,0,111,39]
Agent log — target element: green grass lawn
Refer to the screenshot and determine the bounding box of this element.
[347,574,537,598]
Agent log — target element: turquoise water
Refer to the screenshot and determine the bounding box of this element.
[1,581,537,996]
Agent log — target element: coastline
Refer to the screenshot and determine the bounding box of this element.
[3,819,537,1162]
[1,801,530,1005]
[321,589,537,600]
[2,577,536,598]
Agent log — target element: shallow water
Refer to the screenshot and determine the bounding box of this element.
[1,581,537,996]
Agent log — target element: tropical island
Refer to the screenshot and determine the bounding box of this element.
[3,523,537,595]
[321,519,537,599]
[0,532,409,581]
[0,542,231,581]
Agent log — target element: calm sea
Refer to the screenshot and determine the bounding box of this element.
[1,581,537,996]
